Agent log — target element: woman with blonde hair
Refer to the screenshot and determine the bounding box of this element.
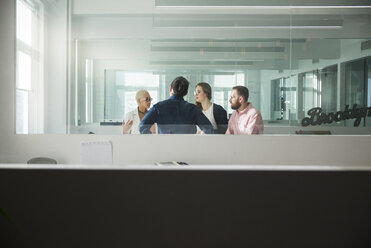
[194,82,228,134]
[122,90,155,134]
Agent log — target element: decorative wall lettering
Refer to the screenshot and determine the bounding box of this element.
[301,104,371,127]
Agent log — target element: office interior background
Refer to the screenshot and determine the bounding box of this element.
[0,0,371,165]
[1,1,371,248]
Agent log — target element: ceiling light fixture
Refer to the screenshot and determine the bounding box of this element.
[155,6,371,9]
[153,25,342,29]
[152,59,265,62]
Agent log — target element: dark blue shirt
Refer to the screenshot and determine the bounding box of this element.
[139,95,213,134]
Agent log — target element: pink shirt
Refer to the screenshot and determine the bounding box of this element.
[226,103,264,135]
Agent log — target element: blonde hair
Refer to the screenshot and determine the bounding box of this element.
[136,90,149,103]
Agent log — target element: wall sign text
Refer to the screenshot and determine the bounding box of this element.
[301,104,371,127]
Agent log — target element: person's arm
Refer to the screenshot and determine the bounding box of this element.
[226,114,234,135]
[150,124,156,134]
[122,120,133,134]
[139,106,157,134]
[122,112,133,134]
[246,112,264,134]
[226,121,232,134]
[195,108,213,134]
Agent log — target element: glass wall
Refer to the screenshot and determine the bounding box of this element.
[270,77,297,122]
[15,0,371,135]
[68,4,371,135]
[102,70,246,124]
[299,65,338,117]
[344,57,371,127]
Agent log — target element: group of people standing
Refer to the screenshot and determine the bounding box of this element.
[122,76,264,135]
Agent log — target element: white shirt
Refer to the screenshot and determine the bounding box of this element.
[203,103,217,130]
[124,108,157,134]
[124,108,141,134]
[196,103,217,133]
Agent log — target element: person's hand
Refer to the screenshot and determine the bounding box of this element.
[150,124,156,134]
[122,119,133,134]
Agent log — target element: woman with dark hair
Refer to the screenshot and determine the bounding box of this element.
[194,82,229,134]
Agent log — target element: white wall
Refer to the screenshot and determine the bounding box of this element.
[1,0,371,166]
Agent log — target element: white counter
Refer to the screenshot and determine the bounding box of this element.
[1,163,371,171]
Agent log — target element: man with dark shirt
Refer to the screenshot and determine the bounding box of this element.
[139,77,213,134]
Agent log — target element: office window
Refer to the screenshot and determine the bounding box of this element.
[102,70,244,122]
[16,0,32,46]
[344,57,371,127]
[270,77,297,121]
[299,65,337,116]
[271,78,286,120]
[104,71,160,121]
[202,73,244,115]
[16,0,44,134]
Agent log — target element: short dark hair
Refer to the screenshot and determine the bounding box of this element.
[171,76,189,97]
[232,86,249,102]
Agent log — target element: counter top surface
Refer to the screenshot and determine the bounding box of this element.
[0,164,371,171]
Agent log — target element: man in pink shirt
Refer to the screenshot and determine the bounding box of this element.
[226,86,264,135]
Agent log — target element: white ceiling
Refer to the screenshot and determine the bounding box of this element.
[73,0,371,15]
[71,0,371,70]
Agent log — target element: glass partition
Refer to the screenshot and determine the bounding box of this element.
[66,7,371,135]
[299,65,338,116]
[15,0,371,135]
[270,77,297,122]
[343,57,371,127]
[102,70,246,124]
[103,71,160,123]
